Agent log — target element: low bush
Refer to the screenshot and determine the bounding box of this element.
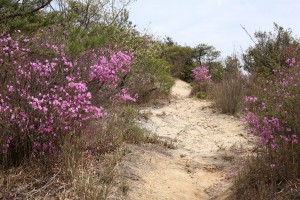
[210,72,246,115]
[128,57,174,103]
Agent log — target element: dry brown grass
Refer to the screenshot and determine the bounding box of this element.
[230,144,300,200]
[0,137,125,200]
[190,82,210,99]
[209,72,246,115]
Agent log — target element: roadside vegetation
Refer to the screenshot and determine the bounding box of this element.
[1,1,300,199]
[230,24,300,200]
[191,24,300,199]
[0,0,174,198]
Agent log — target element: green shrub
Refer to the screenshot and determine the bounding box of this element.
[128,57,174,103]
[243,23,300,77]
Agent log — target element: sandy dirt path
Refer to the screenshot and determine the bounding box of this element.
[121,80,251,200]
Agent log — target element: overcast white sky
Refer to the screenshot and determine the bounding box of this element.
[128,0,300,58]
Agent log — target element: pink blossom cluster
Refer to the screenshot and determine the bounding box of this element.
[75,48,137,103]
[111,88,138,103]
[192,66,211,85]
[246,111,286,148]
[88,50,133,88]
[286,57,297,67]
[0,33,136,160]
[245,96,257,103]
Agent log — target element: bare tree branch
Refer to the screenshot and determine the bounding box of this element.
[103,0,133,29]
[0,0,53,22]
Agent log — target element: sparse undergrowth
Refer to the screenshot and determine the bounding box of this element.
[0,105,175,199]
[231,150,300,200]
[0,144,127,199]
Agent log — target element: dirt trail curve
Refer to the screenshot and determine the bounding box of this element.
[121,80,251,200]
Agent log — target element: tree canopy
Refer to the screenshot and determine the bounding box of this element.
[243,23,300,76]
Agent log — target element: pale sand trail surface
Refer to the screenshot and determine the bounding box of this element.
[120,80,252,200]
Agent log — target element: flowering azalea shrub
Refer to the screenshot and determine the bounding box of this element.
[243,58,300,184]
[232,58,300,199]
[245,59,300,150]
[191,66,211,99]
[192,66,211,85]
[0,33,136,165]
